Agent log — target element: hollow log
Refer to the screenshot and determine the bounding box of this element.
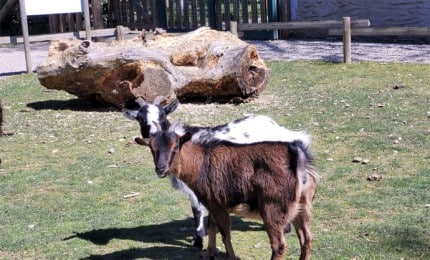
[36,27,269,108]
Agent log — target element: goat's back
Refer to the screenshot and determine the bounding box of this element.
[179,141,308,217]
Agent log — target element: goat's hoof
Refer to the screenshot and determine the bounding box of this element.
[192,237,204,250]
[200,248,220,260]
[199,250,211,260]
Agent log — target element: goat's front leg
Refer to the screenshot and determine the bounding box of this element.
[169,177,206,249]
[210,209,237,260]
[191,203,206,249]
[203,213,218,259]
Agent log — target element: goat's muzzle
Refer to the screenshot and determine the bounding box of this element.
[155,166,169,178]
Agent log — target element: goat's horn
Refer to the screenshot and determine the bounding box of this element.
[153,96,164,105]
[153,121,162,132]
[135,97,147,107]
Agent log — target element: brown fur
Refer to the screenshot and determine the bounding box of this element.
[149,130,317,260]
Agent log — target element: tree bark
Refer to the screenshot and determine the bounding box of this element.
[36,27,269,108]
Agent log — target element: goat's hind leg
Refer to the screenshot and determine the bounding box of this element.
[293,189,315,260]
[292,208,312,260]
[260,205,288,260]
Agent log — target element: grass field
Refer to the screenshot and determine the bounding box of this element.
[0,61,429,259]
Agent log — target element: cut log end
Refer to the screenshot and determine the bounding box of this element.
[237,45,269,96]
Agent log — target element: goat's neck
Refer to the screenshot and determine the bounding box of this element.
[170,142,204,186]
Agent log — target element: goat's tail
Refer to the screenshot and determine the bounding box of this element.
[289,140,319,194]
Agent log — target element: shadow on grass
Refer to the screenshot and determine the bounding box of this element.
[80,246,202,260]
[27,99,117,112]
[65,217,264,259]
[359,225,429,257]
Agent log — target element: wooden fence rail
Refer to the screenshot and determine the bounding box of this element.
[238,19,371,31]
[0,26,139,45]
[329,27,430,36]
[231,17,371,63]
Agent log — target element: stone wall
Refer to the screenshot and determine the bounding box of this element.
[292,0,430,27]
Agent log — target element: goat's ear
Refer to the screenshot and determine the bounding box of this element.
[179,132,192,147]
[153,96,164,105]
[135,137,150,146]
[135,97,147,107]
[122,109,138,120]
[169,121,186,136]
[163,99,179,115]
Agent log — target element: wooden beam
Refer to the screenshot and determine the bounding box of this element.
[238,19,371,31]
[0,28,138,45]
[329,27,430,36]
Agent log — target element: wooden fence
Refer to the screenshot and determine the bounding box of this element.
[4,0,428,44]
[109,0,281,32]
[47,0,104,34]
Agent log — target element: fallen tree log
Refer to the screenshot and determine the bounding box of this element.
[36,27,269,108]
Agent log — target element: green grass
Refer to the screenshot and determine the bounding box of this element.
[1,61,429,259]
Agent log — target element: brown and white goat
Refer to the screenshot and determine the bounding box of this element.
[123,97,309,249]
[145,123,317,260]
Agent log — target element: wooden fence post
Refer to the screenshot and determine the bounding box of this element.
[19,0,32,73]
[115,25,125,40]
[343,17,352,63]
[83,0,91,39]
[230,21,238,37]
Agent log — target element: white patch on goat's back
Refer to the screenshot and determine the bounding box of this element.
[173,124,187,137]
[147,105,161,135]
[192,115,311,146]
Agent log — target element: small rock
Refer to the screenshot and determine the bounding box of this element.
[392,85,405,90]
[253,241,263,248]
[28,224,35,229]
[367,174,383,181]
[361,159,370,164]
[327,158,334,162]
[352,157,362,163]
[425,204,430,208]
[108,148,115,154]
